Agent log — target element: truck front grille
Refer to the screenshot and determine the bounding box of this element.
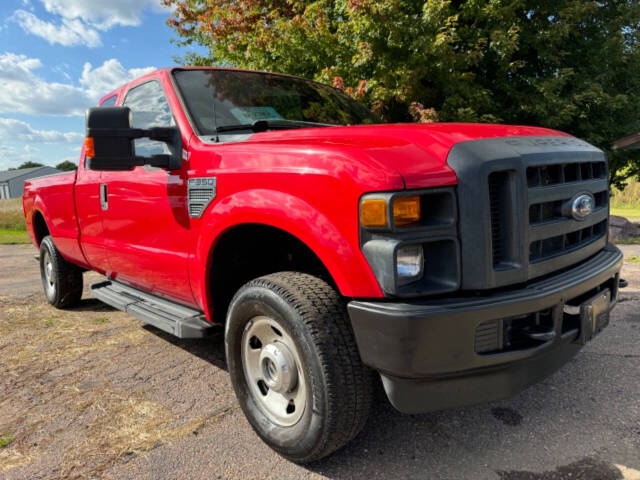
[448,136,610,290]
[526,161,607,187]
[529,190,608,225]
[524,160,608,266]
[529,219,607,262]
[488,160,608,276]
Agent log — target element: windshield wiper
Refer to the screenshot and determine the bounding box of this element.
[215,119,337,134]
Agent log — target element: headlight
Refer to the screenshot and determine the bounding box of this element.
[359,188,460,297]
[360,194,422,229]
[396,245,424,285]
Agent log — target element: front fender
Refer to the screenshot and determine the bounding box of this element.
[190,189,383,320]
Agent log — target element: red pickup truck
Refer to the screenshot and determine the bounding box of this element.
[23,67,622,463]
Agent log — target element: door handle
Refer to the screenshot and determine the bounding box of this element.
[100,183,108,211]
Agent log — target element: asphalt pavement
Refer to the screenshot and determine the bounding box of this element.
[0,244,638,479]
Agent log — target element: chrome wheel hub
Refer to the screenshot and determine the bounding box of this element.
[259,342,298,394]
[43,251,55,297]
[241,316,306,427]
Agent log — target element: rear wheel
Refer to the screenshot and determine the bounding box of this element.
[40,235,83,308]
[225,272,373,463]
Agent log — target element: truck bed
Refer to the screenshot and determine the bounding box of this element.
[23,171,87,268]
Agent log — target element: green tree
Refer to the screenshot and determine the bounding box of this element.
[164,0,640,187]
[17,161,44,169]
[55,160,77,171]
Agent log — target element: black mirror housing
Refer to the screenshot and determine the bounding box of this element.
[86,107,135,162]
[85,106,182,171]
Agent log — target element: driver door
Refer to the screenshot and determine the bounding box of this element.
[101,78,195,305]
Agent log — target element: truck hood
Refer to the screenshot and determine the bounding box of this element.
[245,123,570,189]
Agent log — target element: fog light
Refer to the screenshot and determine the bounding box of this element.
[396,245,424,285]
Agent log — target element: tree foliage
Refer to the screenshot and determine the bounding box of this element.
[55,160,77,172]
[16,161,44,169]
[164,0,640,187]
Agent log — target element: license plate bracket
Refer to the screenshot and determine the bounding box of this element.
[576,289,611,345]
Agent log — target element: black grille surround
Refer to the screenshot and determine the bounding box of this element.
[447,136,609,290]
[488,171,508,266]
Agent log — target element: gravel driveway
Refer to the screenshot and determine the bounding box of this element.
[1,243,639,479]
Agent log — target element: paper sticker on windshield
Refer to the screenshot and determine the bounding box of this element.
[230,107,283,124]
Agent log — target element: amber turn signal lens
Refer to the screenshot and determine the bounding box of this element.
[84,137,95,157]
[393,195,421,226]
[360,198,388,228]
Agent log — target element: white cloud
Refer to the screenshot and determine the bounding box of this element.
[80,59,156,100]
[0,53,87,115]
[0,53,42,82]
[12,0,168,48]
[0,118,83,143]
[0,145,37,170]
[40,0,167,30]
[0,53,155,116]
[14,10,101,48]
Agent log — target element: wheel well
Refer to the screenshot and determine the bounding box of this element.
[209,224,334,323]
[33,211,49,246]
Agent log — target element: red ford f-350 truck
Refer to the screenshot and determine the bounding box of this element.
[23,67,623,462]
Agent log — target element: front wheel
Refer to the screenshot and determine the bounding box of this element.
[40,235,83,308]
[225,272,373,463]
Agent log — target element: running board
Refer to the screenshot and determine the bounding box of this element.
[91,280,215,338]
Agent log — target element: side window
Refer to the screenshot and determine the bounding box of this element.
[100,95,117,107]
[122,81,175,157]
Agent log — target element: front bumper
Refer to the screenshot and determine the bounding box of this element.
[348,244,623,414]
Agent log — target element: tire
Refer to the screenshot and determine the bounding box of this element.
[39,235,83,308]
[225,272,373,463]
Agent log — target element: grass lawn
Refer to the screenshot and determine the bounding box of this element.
[627,256,640,265]
[616,237,640,245]
[0,433,13,448]
[611,179,640,221]
[0,198,25,230]
[0,199,29,244]
[610,207,640,222]
[0,229,30,245]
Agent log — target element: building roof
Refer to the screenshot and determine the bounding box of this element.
[613,131,640,151]
[0,166,60,183]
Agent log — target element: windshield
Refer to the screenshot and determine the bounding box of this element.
[172,69,382,136]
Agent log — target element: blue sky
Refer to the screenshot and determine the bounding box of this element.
[0,0,204,170]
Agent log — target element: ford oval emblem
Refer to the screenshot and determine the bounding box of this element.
[571,193,595,221]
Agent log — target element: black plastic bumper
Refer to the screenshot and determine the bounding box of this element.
[348,244,623,414]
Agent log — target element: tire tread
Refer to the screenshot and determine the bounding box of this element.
[240,272,372,462]
[40,236,83,308]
